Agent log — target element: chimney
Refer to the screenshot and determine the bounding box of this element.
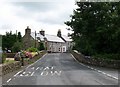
[57,29,61,37]
[25,26,31,35]
[40,29,45,36]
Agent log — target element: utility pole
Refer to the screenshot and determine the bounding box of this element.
[35,31,37,48]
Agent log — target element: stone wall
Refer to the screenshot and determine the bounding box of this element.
[1,51,46,75]
[5,53,16,58]
[2,61,21,75]
[71,50,120,69]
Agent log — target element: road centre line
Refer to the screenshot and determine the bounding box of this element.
[71,54,118,80]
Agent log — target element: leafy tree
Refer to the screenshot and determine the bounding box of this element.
[17,32,22,42]
[38,42,45,51]
[12,41,23,52]
[2,32,17,50]
[65,2,120,56]
[2,31,23,52]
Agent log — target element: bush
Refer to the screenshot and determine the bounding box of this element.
[38,42,45,51]
[12,41,23,52]
[93,53,120,60]
[27,47,38,52]
[2,53,7,63]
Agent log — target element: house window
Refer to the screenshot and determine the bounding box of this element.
[59,48,60,51]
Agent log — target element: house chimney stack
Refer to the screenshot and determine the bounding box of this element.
[40,29,45,36]
[57,29,61,37]
[25,26,31,35]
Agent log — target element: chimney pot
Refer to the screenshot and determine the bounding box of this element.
[40,29,45,36]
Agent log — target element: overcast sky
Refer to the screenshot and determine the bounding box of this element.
[0,0,77,36]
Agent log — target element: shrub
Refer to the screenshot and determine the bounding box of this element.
[27,47,38,52]
[38,42,45,51]
[2,53,7,63]
[12,41,23,52]
[93,53,120,60]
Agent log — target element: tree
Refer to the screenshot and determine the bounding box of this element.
[17,32,22,42]
[2,31,23,52]
[2,32,17,50]
[65,2,120,55]
[12,41,23,52]
[38,42,45,51]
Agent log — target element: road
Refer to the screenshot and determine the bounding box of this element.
[3,53,118,85]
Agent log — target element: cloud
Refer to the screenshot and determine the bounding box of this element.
[12,2,58,12]
[0,0,76,36]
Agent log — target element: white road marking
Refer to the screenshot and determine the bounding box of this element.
[51,71,62,76]
[97,70,102,73]
[26,53,47,69]
[31,67,35,70]
[112,76,118,80]
[101,72,106,74]
[90,67,94,70]
[25,74,29,76]
[7,78,12,83]
[31,72,35,76]
[107,74,112,77]
[51,66,54,70]
[41,71,48,76]
[20,74,23,77]
[14,70,23,77]
[36,67,39,70]
[71,54,118,80]
[29,72,31,74]
[43,67,49,70]
[23,72,26,74]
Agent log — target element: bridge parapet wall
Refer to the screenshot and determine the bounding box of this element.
[71,50,120,69]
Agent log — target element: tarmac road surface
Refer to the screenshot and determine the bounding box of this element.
[3,53,118,85]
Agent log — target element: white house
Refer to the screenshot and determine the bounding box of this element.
[23,26,73,53]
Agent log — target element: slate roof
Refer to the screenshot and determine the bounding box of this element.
[62,35,72,42]
[36,33,45,41]
[31,32,44,42]
[31,32,65,43]
[45,34,64,43]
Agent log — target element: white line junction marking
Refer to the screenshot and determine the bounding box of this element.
[40,66,62,76]
[71,54,118,80]
[6,54,48,83]
[14,70,23,77]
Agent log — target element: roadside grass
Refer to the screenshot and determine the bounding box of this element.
[4,60,15,64]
